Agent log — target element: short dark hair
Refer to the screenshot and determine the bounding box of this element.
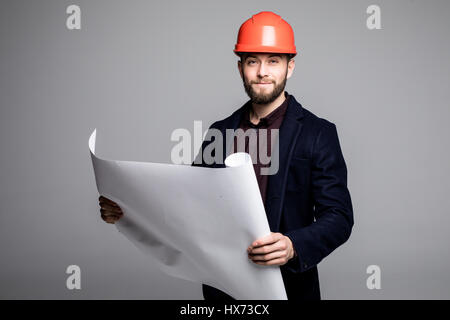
[238,53,294,63]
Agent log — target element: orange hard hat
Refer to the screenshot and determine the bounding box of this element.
[234,11,297,57]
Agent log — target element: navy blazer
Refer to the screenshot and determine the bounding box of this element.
[193,94,354,300]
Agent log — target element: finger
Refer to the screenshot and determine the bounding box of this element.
[99,196,119,207]
[253,258,286,266]
[101,213,121,223]
[103,216,118,224]
[101,215,121,224]
[99,200,120,208]
[249,250,285,262]
[249,241,286,255]
[100,210,121,217]
[100,209,122,217]
[99,196,110,203]
[249,232,283,249]
[99,203,122,213]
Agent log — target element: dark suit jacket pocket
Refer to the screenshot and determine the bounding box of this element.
[286,157,311,192]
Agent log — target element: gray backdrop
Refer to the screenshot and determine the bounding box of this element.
[1,0,449,299]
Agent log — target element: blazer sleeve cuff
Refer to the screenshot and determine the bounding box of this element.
[284,232,313,273]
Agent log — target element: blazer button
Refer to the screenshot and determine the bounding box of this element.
[303,263,308,269]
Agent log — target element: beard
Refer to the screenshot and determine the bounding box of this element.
[243,70,288,105]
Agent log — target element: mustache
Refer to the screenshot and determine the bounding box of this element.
[250,79,275,84]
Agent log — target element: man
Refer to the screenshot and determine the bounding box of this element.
[99,11,354,301]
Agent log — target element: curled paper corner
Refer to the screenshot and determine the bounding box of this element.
[89,128,97,154]
[224,152,252,167]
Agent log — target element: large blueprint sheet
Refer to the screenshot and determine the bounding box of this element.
[89,129,287,299]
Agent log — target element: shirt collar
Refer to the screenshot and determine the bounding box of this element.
[242,92,290,128]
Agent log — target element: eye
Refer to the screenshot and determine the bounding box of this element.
[269,59,279,64]
[247,60,256,65]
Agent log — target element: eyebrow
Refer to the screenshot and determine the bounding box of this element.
[245,54,282,60]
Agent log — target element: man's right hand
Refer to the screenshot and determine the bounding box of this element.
[99,196,123,224]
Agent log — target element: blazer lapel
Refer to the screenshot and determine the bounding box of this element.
[218,95,305,231]
[265,95,305,231]
[219,101,250,164]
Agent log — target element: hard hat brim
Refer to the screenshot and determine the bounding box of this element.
[234,47,297,58]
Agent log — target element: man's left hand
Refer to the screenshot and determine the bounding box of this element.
[247,232,297,266]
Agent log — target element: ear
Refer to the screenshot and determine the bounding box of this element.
[238,60,243,79]
[286,58,295,79]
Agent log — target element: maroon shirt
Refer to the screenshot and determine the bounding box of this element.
[233,92,289,207]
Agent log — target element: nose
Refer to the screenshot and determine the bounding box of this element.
[257,62,269,78]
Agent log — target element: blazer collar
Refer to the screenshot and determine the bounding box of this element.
[228,91,305,131]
